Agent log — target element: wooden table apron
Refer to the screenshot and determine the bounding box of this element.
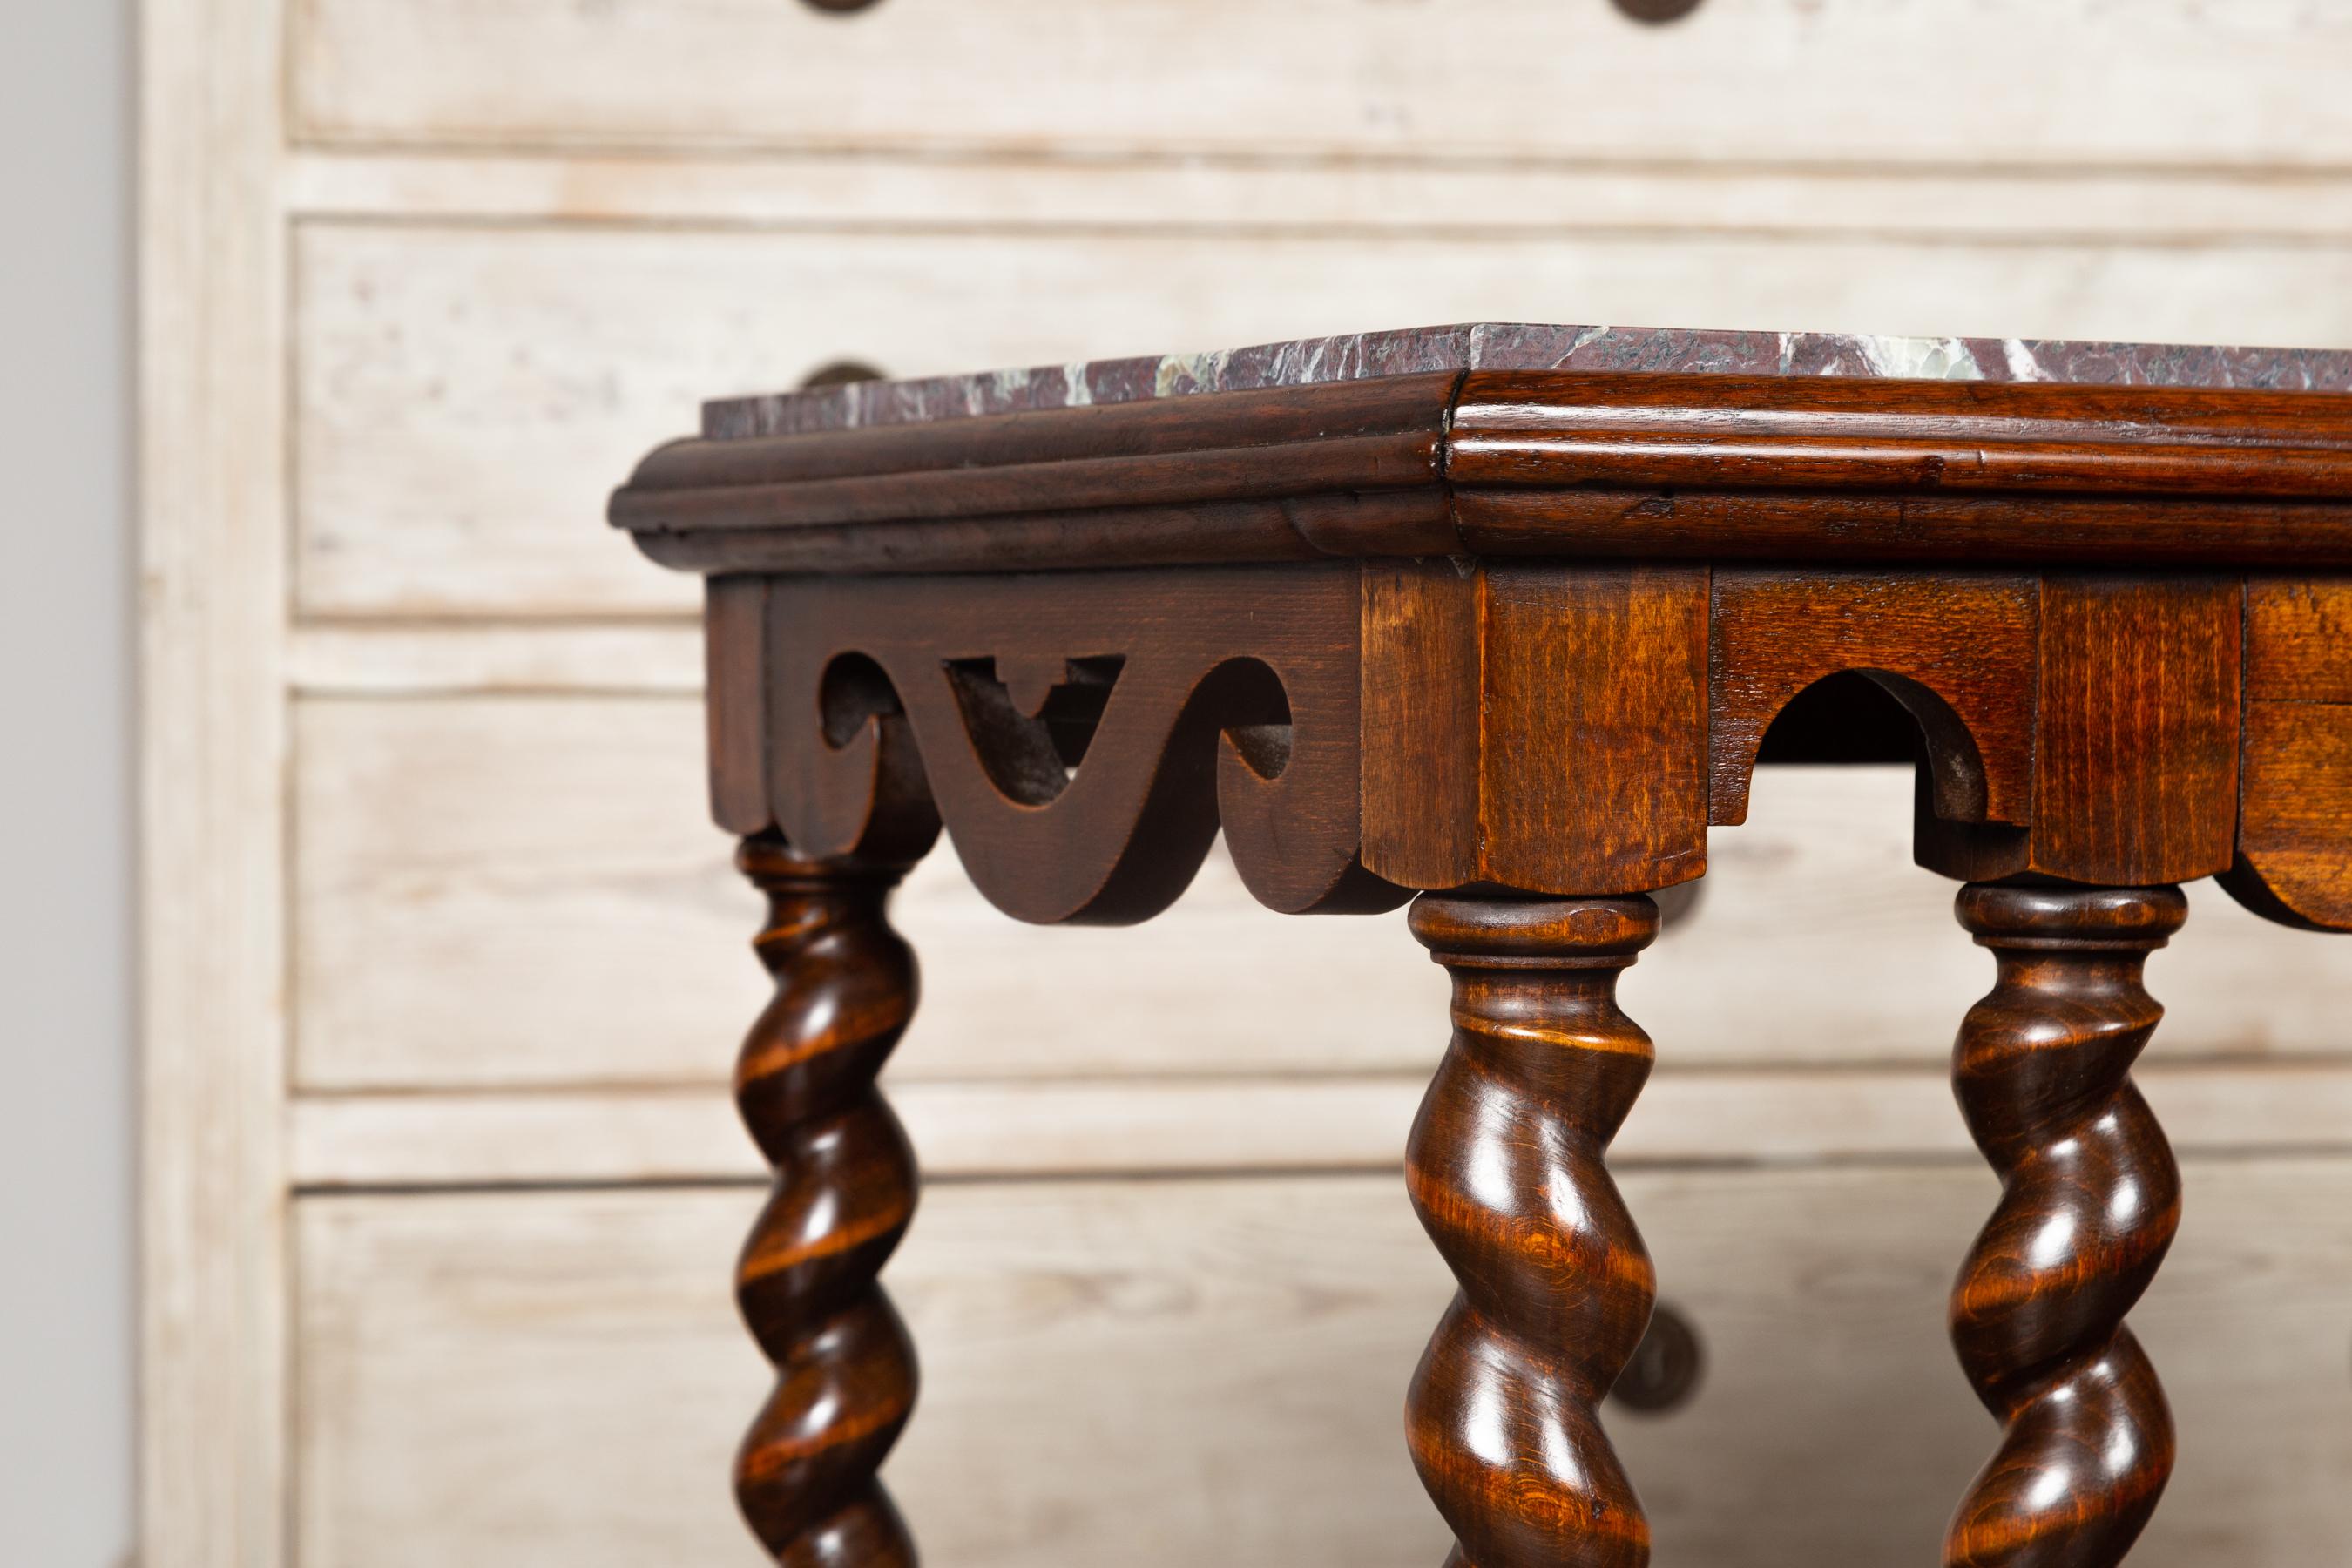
[612,367,2352,1568]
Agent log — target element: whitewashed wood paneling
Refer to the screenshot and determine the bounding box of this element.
[293,222,2352,617]
[288,624,702,696]
[290,692,2352,1091]
[158,0,2352,1562]
[139,0,294,1561]
[286,1063,2352,1188]
[289,693,1451,1090]
[291,0,2352,169]
[282,151,2352,240]
[293,1157,2352,1568]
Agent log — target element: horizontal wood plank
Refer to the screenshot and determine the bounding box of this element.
[294,223,2352,616]
[2247,577,2352,703]
[291,0,2352,170]
[2231,699,2352,932]
[287,1061,2352,1187]
[287,624,702,695]
[283,152,2352,240]
[293,693,1463,1089]
[293,1158,2352,1567]
[291,698,2352,1089]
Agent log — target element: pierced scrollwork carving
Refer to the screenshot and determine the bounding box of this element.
[942,654,1125,806]
[764,565,1403,924]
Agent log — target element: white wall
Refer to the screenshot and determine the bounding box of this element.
[0,0,136,1561]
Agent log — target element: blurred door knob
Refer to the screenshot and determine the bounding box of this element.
[1614,0,1707,23]
[1610,1301,1705,1413]
[800,360,889,389]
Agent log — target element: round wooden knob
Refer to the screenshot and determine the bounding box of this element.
[1613,0,1706,23]
[1651,877,1706,931]
[800,360,888,389]
[1610,1301,1704,1412]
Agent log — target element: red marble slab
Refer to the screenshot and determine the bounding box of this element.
[704,322,2352,440]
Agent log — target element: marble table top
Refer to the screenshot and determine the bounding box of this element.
[705,322,2352,441]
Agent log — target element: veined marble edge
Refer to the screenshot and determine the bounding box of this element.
[700,322,2352,440]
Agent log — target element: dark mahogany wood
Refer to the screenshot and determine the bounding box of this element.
[1406,892,1661,1568]
[613,370,2352,576]
[612,343,2352,1565]
[1916,578,2241,889]
[733,837,925,1567]
[1708,569,2038,828]
[751,564,1402,923]
[1946,883,2186,1568]
[613,374,1457,576]
[2227,576,2352,929]
[1364,562,1708,895]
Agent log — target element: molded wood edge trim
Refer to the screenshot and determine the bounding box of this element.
[610,370,2352,576]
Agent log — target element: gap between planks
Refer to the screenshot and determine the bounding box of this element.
[283,152,2352,243]
[288,1062,2352,1189]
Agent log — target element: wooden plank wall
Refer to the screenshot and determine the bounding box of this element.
[294,1160,2352,1568]
[143,2,2352,1564]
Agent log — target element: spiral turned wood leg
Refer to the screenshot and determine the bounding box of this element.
[1405,893,1660,1568]
[1945,882,2188,1568]
[733,837,923,1567]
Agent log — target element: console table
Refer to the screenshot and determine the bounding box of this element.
[609,323,2352,1568]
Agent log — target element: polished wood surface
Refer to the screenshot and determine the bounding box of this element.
[733,839,923,1565]
[1707,571,2038,828]
[1917,579,2240,889]
[1946,884,2186,1568]
[614,357,2352,1565]
[690,551,2311,925]
[612,372,2352,576]
[612,374,1457,576]
[2229,578,2352,929]
[1406,893,1661,1568]
[721,566,1398,921]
